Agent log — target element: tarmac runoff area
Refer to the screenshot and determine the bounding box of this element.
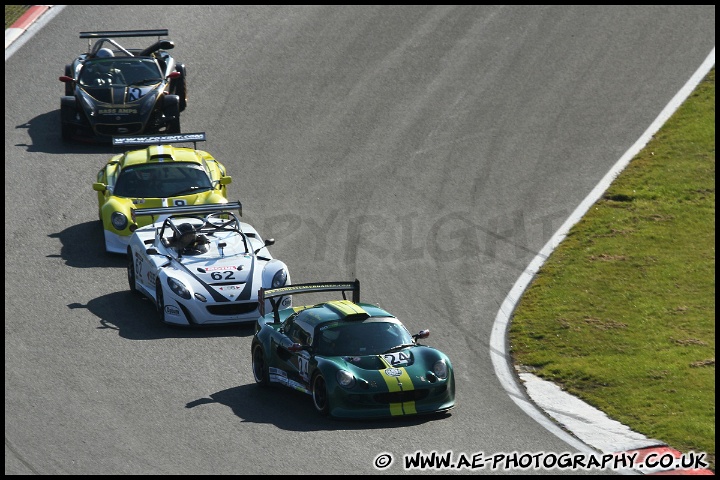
[6,5,715,475]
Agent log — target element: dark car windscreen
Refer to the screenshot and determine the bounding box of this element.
[79,58,162,87]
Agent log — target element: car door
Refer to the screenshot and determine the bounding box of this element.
[281,317,314,390]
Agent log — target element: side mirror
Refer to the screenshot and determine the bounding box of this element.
[219,176,232,185]
[287,342,305,353]
[92,182,107,192]
[146,248,158,255]
[253,239,274,255]
[158,40,175,50]
[59,75,73,83]
[168,71,181,79]
[414,329,430,340]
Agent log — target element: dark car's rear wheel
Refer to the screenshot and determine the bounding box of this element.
[61,121,73,141]
[251,343,269,386]
[64,64,73,96]
[60,98,76,141]
[127,248,139,295]
[312,373,330,416]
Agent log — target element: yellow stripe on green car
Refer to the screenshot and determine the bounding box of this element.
[378,356,417,416]
[325,300,367,317]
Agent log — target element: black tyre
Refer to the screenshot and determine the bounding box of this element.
[311,373,330,416]
[60,97,77,141]
[168,116,181,134]
[163,94,181,133]
[64,64,73,96]
[61,121,73,141]
[172,64,188,112]
[127,248,139,294]
[155,280,165,322]
[251,343,270,386]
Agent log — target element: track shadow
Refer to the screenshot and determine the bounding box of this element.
[68,290,256,340]
[15,110,117,154]
[48,220,124,269]
[186,383,452,432]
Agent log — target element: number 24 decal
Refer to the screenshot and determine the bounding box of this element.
[383,351,410,366]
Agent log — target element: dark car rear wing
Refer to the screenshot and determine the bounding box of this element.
[80,29,170,56]
[113,132,206,150]
[131,201,242,223]
[259,280,360,323]
[80,29,169,39]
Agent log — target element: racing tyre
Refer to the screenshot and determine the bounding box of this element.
[251,343,270,386]
[155,280,166,323]
[172,64,188,112]
[311,373,330,416]
[163,94,181,133]
[168,116,181,134]
[64,64,73,96]
[127,248,139,295]
[61,121,73,142]
[60,97,77,141]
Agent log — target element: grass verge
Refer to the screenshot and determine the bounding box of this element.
[510,68,715,471]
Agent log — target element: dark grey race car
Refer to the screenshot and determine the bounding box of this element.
[59,29,188,143]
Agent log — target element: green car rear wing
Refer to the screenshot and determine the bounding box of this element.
[259,280,361,323]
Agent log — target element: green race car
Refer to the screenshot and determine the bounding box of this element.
[93,132,232,254]
[251,280,456,419]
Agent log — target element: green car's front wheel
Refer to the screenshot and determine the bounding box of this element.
[312,373,330,416]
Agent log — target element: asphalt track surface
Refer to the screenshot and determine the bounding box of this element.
[5,5,715,475]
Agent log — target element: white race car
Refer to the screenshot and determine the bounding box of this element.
[126,202,291,327]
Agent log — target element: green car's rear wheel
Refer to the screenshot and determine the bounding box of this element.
[251,344,269,386]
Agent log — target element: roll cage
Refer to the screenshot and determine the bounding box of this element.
[156,210,249,255]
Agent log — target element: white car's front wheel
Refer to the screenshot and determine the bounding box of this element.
[155,280,165,323]
[127,249,139,295]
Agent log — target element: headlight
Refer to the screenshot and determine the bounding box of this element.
[167,277,191,300]
[336,370,356,388]
[433,359,448,380]
[271,269,288,288]
[110,211,128,230]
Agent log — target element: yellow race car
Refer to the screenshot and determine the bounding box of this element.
[93,132,232,254]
